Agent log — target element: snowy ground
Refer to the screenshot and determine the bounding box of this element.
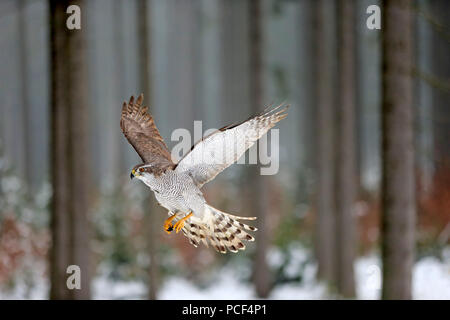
[93,247,450,300]
[2,247,449,300]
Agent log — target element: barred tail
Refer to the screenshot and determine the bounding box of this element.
[175,204,257,254]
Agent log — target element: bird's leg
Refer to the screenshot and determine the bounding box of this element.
[173,212,193,233]
[164,213,178,234]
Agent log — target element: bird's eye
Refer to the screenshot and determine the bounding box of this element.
[139,168,145,173]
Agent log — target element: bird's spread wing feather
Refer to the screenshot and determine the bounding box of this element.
[120,94,173,167]
[175,103,289,187]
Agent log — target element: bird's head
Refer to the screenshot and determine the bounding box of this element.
[130,164,153,180]
[130,161,175,180]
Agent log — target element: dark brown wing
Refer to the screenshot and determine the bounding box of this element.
[120,94,173,167]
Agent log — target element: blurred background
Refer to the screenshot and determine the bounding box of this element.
[0,0,449,300]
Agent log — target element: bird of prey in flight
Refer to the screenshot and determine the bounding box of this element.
[120,94,288,253]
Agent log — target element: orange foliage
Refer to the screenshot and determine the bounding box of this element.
[418,164,450,239]
[0,214,49,284]
[356,197,380,253]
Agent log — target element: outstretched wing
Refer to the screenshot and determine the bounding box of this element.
[120,94,173,167]
[175,104,289,187]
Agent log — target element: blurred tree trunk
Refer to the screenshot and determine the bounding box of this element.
[314,0,337,286]
[415,0,433,192]
[219,0,249,122]
[248,0,271,298]
[298,0,317,178]
[355,0,381,192]
[429,1,450,166]
[335,0,356,297]
[112,0,125,178]
[18,0,31,187]
[49,0,91,299]
[138,0,159,300]
[381,0,415,300]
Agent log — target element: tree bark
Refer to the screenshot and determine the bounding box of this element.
[335,0,356,298]
[49,0,91,299]
[137,0,159,300]
[314,0,337,286]
[381,0,416,300]
[248,0,271,298]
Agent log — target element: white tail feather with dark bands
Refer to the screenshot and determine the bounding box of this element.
[168,204,257,253]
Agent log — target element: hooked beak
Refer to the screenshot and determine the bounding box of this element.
[130,169,135,180]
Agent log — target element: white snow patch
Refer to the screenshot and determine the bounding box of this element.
[92,276,147,300]
[2,246,449,300]
[159,270,256,300]
[356,254,382,299]
[413,256,450,300]
[355,252,450,300]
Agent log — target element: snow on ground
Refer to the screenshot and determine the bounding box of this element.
[92,246,450,300]
[93,276,146,300]
[159,271,256,300]
[413,255,450,300]
[0,262,49,300]
[2,246,449,299]
[355,250,450,300]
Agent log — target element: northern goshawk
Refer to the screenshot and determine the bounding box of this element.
[120,94,288,253]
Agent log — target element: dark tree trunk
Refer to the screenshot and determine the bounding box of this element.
[248,0,271,298]
[335,0,356,298]
[49,0,91,299]
[381,0,416,300]
[137,0,159,300]
[314,0,337,286]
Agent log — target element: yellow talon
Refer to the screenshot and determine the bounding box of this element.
[173,212,193,233]
[164,213,178,234]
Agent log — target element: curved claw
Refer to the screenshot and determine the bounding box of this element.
[163,213,177,234]
[165,225,174,234]
[173,212,193,233]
